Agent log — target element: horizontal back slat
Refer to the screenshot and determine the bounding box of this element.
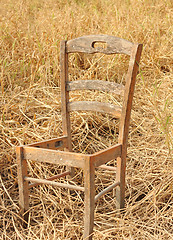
[66,35,134,55]
[68,101,122,118]
[67,80,124,96]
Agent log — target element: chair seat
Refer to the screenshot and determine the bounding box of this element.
[23,136,122,169]
[22,137,121,203]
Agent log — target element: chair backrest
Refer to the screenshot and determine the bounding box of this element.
[60,35,143,152]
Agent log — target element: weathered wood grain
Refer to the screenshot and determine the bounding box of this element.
[16,146,29,226]
[116,43,143,209]
[25,176,84,191]
[68,101,122,118]
[67,35,134,55]
[29,171,70,189]
[84,156,95,240]
[93,144,122,167]
[23,146,86,169]
[67,80,124,95]
[60,41,72,150]
[17,35,143,238]
[60,40,75,177]
[98,165,117,171]
[95,181,120,202]
[27,136,68,150]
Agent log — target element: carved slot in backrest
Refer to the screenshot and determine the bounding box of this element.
[92,41,107,50]
[66,35,134,55]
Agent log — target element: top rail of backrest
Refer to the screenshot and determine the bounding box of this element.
[66,35,134,55]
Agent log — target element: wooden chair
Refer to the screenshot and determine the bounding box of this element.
[16,35,142,239]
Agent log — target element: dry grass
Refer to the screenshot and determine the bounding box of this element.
[0,0,173,239]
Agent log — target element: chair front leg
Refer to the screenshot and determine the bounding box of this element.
[84,157,95,240]
[16,146,29,227]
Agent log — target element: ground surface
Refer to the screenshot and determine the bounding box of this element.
[0,0,172,239]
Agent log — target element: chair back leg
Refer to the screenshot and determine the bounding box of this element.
[116,155,126,209]
[66,166,75,179]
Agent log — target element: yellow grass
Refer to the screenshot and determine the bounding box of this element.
[0,0,172,239]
